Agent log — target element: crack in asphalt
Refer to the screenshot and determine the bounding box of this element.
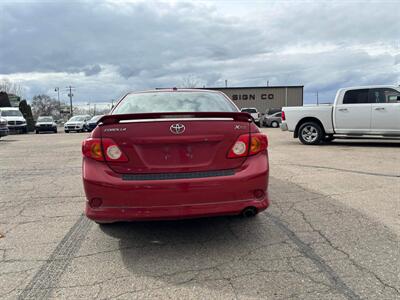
[266,212,361,300]
[285,164,400,178]
[292,208,400,295]
[17,214,92,300]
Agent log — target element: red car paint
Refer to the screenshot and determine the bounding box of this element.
[82,90,269,222]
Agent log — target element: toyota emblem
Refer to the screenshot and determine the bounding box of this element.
[170,123,185,134]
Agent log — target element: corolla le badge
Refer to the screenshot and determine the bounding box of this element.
[170,123,185,134]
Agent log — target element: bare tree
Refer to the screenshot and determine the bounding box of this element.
[0,78,25,98]
[180,74,203,88]
[31,94,61,119]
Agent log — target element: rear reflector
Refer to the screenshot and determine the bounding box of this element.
[82,138,128,162]
[228,133,268,158]
[89,197,103,208]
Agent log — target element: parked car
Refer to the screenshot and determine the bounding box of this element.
[241,107,261,126]
[0,107,27,133]
[35,116,57,134]
[263,111,282,128]
[64,115,91,133]
[86,115,103,132]
[82,89,269,224]
[281,85,400,145]
[0,117,9,139]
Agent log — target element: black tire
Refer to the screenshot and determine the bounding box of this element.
[298,122,324,145]
[54,129,58,133]
[271,121,279,128]
[35,130,39,134]
[255,121,260,127]
[64,130,69,133]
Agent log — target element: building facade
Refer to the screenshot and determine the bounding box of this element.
[204,86,303,113]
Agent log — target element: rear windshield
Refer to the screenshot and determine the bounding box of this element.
[241,108,257,113]
[112,92,237,114]
[1,110,23,117]
[90,115,103,122]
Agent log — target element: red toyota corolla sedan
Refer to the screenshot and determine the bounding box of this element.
[82,89,269,223]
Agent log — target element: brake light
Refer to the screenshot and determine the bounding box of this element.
[101,138,128,162]
[281,111,286,121]
[82,138,128,162]
[228,134,249,158]
[82,138,103,161]
[228,133,268,158]
[250,133,268,155]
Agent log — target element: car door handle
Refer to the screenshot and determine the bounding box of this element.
[338,108,348,112]
[374,107,385,111]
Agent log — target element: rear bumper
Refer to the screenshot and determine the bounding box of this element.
[280,122,288,131]
[83,153,269,222]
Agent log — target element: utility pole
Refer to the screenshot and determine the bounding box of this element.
[316,91,319,105]
[54,87,60,117]
[225,80,228,88]
[66,86,75,117]
[267,80,269,87]
[54,87,60,104]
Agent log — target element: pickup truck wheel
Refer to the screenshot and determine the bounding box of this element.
[298,122,323,145]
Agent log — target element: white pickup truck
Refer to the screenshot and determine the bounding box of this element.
[281,85,400,145]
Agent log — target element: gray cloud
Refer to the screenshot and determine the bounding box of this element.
[0,0,399,103]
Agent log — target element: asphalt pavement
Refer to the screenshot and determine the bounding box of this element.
[0,129,399,299]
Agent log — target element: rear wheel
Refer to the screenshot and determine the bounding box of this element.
[64,130,69,133]
[271,121,279,128]
[35,130,39,134]
[298,122,323,145]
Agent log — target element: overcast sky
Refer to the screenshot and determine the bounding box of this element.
[1,0,399,104]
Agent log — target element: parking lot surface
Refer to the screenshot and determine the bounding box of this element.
[0,129,399,299]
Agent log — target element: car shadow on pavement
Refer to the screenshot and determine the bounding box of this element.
[99,214,288,297]
[324,140,400,148]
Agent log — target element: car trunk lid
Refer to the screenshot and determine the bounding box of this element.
[99,112,251,174]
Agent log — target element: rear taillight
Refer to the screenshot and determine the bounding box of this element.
[250,133,268,155]
[82,138,128,162]
[228,133,268,158]
[228,134,249,158]
[82,138,103,161]
[281,111,286,121]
